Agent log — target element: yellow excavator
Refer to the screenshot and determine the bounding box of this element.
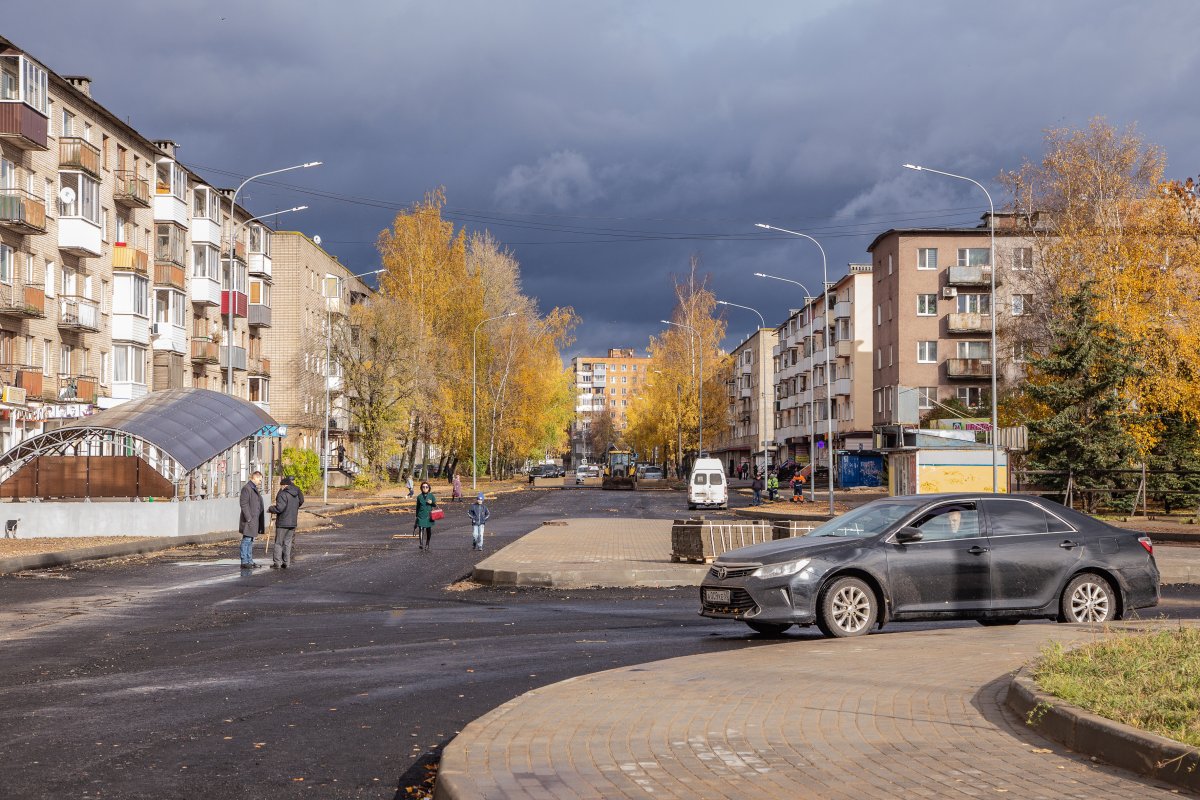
[602,446,638,490]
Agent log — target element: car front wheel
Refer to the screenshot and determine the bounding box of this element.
[1060,573,1117,623]
[817,576,877,638]
[745,621,793,636]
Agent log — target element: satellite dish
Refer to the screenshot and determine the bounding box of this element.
[58,186,76,205]
[313,235,321,246]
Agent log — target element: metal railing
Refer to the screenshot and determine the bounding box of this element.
[59,136,100,176]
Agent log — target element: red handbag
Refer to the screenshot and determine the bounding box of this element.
[430,508,445,521]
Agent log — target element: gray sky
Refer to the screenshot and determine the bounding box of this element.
[11,1,1200,355]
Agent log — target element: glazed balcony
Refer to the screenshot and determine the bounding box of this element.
[947,266,996,287]
[113,171,151,208]
[946,358,992,379]
[0,280,46,318]
[947,312,990,334]
[190,338,219,364]
[56,374,98,404]
[0,102,48,150]
[154,262,186,290]
[247,304,271,328]
[59,137,101,178]
[57,295,100,333]
[0,188,47,233]
[112,244,150,275]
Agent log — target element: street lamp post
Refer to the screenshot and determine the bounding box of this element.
[755,225,835,515]
[753,272,820,503]
[473,312,518,492]
[716,300,770,480]
[903,164,999,493]
[224,161,322,396]
[323,268,384,505]
[662,320,703,457]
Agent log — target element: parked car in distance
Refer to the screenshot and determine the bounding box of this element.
[688,458,728,510]
[575,464,600,483]
[641,466,665,480]
[700,493,1160,638]
[527,464,563,482]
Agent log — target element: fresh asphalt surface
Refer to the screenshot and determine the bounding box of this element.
[2,486,1198,800]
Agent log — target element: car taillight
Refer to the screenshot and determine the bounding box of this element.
[1138,536,1153,555]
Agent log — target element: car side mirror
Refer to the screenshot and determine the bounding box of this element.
[895,527,923,544]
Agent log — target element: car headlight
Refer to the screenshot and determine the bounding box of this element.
[752,558,811,579]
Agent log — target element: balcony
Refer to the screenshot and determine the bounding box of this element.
[947,265,996,287]
[0,188,47,233]
[0,364,42,399]
[221,290,247,318]
[190,276,221,306]
[250,356,271,376]
[0,102,48,150]
[947,312,989,333]
[113,171,151,208]
[112,244,150,275]
[836,339,854,358]
[57,296,100,333]
[946,358,992,378]
[248,304,272,327]
[0,280,45,318]
[59,137,101,178]
[832,377,852,397]
[56,374,98,404]
[190,338,219,364]
[154,262,186,290]
[248,251,272,278]
[219,345,247,371]
[833,300,851,319]
[57,217,102,257]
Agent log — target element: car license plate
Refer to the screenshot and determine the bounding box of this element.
[705,588,731,604]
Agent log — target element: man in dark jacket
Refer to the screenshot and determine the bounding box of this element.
[750,472,764,506]
[239,470,265,568]
[268,475,305,569]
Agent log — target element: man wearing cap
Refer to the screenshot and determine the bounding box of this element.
[467,492,491,551]
[268,475,305,569]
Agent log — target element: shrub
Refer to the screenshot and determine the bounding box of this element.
[281,448,322,494]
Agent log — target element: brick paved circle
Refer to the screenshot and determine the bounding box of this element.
[436,623,1185,799]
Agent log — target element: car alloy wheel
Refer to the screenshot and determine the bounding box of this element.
[1061,574,1116,624]
[818,576,877,638]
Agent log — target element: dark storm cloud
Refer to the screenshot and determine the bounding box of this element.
[10,1,1200,355]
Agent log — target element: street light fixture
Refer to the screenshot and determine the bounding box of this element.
[661,319,703,457]
[903,163,999,493]
[716,300,770,480]
[323,267,385,505]
[225,161,322,396]
[754,224,836,516]
[473,312,518,492]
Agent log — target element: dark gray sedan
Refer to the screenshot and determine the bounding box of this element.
[700,493,1160,637]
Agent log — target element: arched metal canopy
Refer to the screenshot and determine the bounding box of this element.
[1,388,277,474]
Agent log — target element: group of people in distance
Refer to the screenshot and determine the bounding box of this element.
[237,470,493,569]
[749,467,808,506]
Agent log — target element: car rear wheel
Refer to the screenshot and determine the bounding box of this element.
[1060,573,1116,624]
[745,621,793,636]
[977,618,1020,626]
[817,576,877,638]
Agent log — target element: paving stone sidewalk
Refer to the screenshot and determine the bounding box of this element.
[435,622,1187,800]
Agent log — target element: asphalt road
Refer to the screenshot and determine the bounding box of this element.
[1,486,1198,800]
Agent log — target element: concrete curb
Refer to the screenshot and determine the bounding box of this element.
[1005,667,1200,793]
[472,563,709,589]
[0,530,241,574]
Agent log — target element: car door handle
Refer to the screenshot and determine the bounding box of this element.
[1059,540,1080,549]
[967,545,989,555]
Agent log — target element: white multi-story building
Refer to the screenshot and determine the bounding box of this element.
[711,327,776,476]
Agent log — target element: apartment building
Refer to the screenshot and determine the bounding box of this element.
[867,216,1033,428]
[567,347,650,467]
[0,36,272,452]
[264,232,373,467]
[772,264,875,470]
[710,327,776,476]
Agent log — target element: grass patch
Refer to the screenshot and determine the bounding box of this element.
[1034,627,1200,748]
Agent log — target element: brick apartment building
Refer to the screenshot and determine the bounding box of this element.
[567,348,650,468]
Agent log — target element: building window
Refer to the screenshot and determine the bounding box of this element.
[957,293,990,314]
[57,172,100,223]
[876,304,881,326]
[957,341,991,360]
[917,341,937,363]
[1012,247,1033,270]
[957,386,985,408]
[114,344,147,384]
[0,244,11,285]
[1014,342,1030,363]
[1012,294,1032,316]
[917,248,938,270]
[916,294,937,316]
[917,387,937,409]
[957,248,990,266]
[114,274,150,317]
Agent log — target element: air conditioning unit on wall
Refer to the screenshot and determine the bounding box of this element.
[942,287,958,299]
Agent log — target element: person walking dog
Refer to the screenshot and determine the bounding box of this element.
[414,481,440,551]
[268,475,304,569]
[467,492,491,551]
[238,470,265,569]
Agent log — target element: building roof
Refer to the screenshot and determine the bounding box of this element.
[57,389,276,472]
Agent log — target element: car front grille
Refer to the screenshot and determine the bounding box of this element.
[701,587,757,615]
[708,565,757,580]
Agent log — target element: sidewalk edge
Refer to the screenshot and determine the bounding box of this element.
[0,530,240,575]
[1005,667,1200,792]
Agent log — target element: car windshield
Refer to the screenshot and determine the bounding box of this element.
[808,501,916,538]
